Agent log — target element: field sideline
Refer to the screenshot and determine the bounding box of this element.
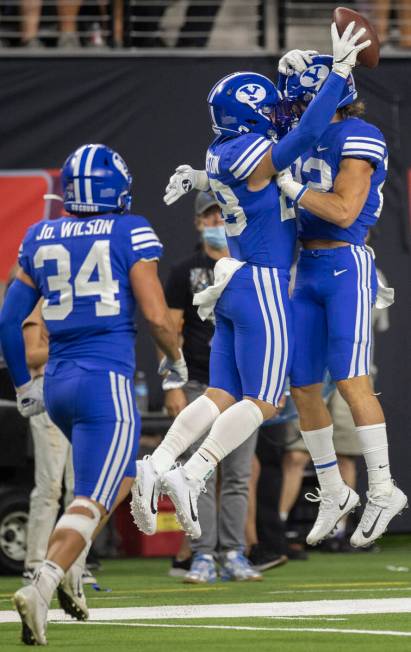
[1,534,410,650]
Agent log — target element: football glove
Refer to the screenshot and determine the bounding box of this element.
[163,165,210,206]
[276,168,308,202]
[331,21,371,78]
[16,376,45,418]
[158,350,188,390]
[278,49,319,76]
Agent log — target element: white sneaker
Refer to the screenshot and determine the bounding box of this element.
[162,466,204,539]
[130,456,162,535]
[13,585,48,646]
[350,485,408,548]
[57,568,89,621]
[305,485,360,546]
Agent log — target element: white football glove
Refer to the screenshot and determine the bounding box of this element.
[276,168,308,202]
[163,165,210,206]
[16,376,45,418]
[331,21,371,78]
[158,349,188,390]
[278,49,319,76]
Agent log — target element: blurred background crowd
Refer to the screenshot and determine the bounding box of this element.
[0,1,410,53]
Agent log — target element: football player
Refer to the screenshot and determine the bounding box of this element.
[274,50,407,547]
[131,23,371,540]
[0,145,187,645]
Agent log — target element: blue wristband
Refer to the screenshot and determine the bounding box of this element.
[295,185,309,202]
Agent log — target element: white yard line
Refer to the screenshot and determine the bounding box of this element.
[61,622,411,637]
[268,587,411,595]
[1,597,411,624]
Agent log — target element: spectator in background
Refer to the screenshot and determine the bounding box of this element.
[131,0,222,48]
[20,0,87,48]
[21,300,76,582]
[164,191,261,582]
[371,0,411,49]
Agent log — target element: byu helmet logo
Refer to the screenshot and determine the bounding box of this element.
[112,152,129,180]
[300,64,329,91]
[235,84,267,108]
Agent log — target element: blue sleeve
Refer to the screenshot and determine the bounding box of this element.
[18,223,40,282]
[340,123,387,166]
[272,72,347,171]
[222,134,272,182]
[122,215,164,270]
[0,279,40,387]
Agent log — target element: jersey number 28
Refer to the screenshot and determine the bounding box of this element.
[34,240,120,320]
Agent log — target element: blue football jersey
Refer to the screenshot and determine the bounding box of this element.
[18,213,163,376]
[206,133,297,269]
[294,117,388,245]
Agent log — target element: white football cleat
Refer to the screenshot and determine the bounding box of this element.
[57,568,89,621]
[13,584,48,646]
[305,485,360,546]
[350,485,408,548]
[162,466,204,539]
[130,456,162,535]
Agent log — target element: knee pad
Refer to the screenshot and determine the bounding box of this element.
[55,498,101,544]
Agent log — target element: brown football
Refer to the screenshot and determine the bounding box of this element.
[333,6,380,68]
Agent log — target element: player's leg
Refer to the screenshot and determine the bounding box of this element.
[160,309,242,538]
[14,366,139,644]
[131,312,237,536]
[290,259,359,545]
[327,246,407,545]
[164,266,290,538]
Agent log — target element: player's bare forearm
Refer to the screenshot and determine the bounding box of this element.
[299,158,373,228]
[149,315,180,362]
[130,260,180,361]
[155,308,184,362]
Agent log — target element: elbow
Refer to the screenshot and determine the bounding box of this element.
[335,204,357,229]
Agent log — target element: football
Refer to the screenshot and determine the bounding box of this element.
[333,6,380,68]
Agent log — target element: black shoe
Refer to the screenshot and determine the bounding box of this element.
[168,556,193,577]
[286,544,309,561]
[248,545,288,572]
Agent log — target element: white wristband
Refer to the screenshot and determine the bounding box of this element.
[194,170,211,192]
[282,179,309,202]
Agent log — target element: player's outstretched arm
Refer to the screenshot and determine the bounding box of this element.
[277,158,373,228]
[248,23,371,189]
[163,165,210,206]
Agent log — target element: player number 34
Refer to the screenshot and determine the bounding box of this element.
[33,240,120,320]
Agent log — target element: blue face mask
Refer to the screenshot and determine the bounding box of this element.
[202,225,227,250]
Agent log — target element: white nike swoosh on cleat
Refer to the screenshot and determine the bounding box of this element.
[334,269,348,276]
[317,146,328,152]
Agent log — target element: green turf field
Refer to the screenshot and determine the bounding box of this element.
[1,534,410,651]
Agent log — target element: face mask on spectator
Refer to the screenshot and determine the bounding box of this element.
[202,225,227,250]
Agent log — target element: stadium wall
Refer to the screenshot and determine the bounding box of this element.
[1,57,410,528]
